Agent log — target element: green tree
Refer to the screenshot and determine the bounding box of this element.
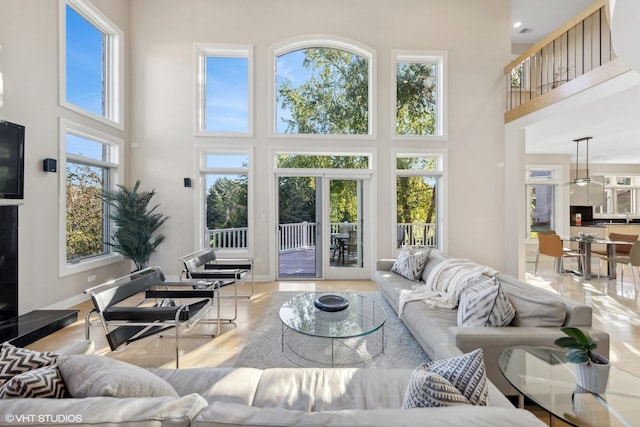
[66,163,104,261]
[276,49,438,231]
[206,176,247,229]
[278,48,368,134]
[396,63,436,135]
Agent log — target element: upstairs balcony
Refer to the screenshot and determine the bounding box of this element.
[504,0,629,122]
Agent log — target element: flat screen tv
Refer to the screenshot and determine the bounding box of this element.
[0,120,25,200]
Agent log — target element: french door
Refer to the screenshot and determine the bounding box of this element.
[277,174,369,279]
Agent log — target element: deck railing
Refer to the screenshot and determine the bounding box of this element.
[207,227,248,249]
[504,1,618,121]
[279,222,317,252]
[208,221,436,251]
[397,223,437,248]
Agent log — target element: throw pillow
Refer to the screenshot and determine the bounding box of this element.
[58,354,178,398]
[391,246,431,281]
[402,370,471,408]
[417,348,489,406]
[0,342,58,387]
[457,278,516,327]
[0,365,68,399]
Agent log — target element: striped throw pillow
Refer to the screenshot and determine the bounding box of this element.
[402,371,471,408]
[391,246,431,281]
[0,365,68,399]
[0,343,58,387]
[457,278,515,327]
[417,348,489,406]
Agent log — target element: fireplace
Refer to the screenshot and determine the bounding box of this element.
[0,205,78,346]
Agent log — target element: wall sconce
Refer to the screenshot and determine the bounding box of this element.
[43,158,57,172]
[183,177,191,188]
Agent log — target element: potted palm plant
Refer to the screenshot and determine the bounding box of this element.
[554,326,610,393]
[99,180,168,272]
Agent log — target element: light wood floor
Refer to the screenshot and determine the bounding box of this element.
[26,258,640,426]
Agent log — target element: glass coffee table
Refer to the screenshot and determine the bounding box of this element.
[499,346,640,427]
[279,292,386,367]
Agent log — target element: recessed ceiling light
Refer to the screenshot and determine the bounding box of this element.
[513,22,522,29]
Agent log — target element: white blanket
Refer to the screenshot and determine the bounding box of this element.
[398,258,498,316]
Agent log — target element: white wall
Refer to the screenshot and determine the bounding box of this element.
[130,0,511,280]
[0,0,131,313]
[0,0,510,312]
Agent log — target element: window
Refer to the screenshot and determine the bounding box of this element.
[393,51,447,138]
[196,44,253,135]
[276,154,370,169]
[596,176,638,215]
[61,0,123,126]
[273,38,374,136]
[61,120,121,274]
[200,152,251,250]
[395,152,444,249]
[526,167,559,239]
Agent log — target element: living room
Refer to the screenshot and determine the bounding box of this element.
[1,0,639,425]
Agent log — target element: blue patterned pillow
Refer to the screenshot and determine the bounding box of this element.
[402,371,471,408]
[457,278,515,327]
[417,348,489,406]
[391,246,431,281]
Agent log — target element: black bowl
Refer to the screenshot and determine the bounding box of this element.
[314,294,349,312]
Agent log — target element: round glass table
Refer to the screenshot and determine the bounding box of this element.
[279,292,386,367]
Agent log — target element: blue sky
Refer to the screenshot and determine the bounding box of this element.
[65,5,312,137]
[65,5,103,116]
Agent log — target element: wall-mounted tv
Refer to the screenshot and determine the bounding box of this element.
[0,120,25,200]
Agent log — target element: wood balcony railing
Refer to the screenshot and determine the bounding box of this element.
[504,0,629,122]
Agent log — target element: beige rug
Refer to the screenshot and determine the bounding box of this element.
[234,291,430,369]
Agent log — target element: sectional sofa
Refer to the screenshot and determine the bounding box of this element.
[0,326,547,426]
[375,248,610,395]
[0,350,546,427]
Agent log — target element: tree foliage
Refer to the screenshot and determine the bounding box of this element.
[275,49,438,228]
[278,48,368,134]
[66,163,104,261]
[396,63,437,135]
[206,176,248,230]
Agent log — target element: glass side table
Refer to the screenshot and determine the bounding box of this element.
[499,346,640,427]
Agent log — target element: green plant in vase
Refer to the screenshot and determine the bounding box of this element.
[99,180,168,272]
[554,327,610,393]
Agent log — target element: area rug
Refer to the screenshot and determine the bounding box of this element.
[234,291,430,369]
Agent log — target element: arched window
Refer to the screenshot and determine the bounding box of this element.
[273,37,375,136]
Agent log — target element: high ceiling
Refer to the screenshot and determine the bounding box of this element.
[511,0,640,165]
[511,0,593,46]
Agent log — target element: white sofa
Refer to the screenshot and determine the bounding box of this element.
[0,341,546,427]
[375,249,610,395]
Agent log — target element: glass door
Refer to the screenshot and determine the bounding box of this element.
[325,177,368,280]
[276,174,370,280]
[277,175,322,278]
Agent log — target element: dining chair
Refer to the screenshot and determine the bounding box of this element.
[592,232,638,257]
[598,240,640,290]
[535,232,583,275]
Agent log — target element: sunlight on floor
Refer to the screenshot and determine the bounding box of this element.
[278,282,317,292]
[525,258,640,377]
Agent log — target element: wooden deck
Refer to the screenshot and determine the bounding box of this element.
[278,248,358,278]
